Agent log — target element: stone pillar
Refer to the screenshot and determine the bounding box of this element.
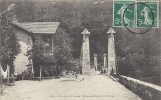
[107,28,116,76]
[94,54,97,71]
[81,28,91,75]
[103,53,107,74]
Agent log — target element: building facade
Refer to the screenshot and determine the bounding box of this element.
[12,21,59,75]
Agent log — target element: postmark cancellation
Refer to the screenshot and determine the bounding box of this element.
[113,0,159,28]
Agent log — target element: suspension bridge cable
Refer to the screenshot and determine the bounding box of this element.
[87,27,109,31]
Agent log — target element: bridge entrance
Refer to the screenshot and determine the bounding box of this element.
[80,27,118,76]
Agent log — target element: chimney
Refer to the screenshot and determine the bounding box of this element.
[12,15,18,23]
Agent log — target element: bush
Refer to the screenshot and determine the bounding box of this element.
[16,66,33,80]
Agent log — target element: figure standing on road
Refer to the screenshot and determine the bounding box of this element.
[104,68,106,73]
[101,66,103,74]
[75,72,78,79]
[110,68,114,76]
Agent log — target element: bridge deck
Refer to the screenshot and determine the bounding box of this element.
[1,73,141,100]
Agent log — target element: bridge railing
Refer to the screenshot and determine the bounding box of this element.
[119,75,161,100]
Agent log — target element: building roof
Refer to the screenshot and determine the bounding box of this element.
[13,22,60,34]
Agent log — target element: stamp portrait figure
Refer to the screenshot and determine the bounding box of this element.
[140,6,152,26]
[117,3,131,25]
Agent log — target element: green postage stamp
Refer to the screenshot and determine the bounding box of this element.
[113,0,159,28]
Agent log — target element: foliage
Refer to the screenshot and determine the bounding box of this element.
[28,39,52,63]
[17,66,33,80]
[68,58,82,72]
[14,0,35,22]
[27,39,53,77]
[44,65,55,77]
[115,29,161,85]
[54,28,73,66]
[0,14,20,74]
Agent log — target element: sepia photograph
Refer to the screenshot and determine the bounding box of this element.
[0,0,161,100]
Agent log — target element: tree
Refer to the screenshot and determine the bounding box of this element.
[115,28,161,85]
[27,39,51,81]
[14,0,35,22]
[0,14,20,85]
[53,28,73,75]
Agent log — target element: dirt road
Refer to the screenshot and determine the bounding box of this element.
[1,74,141,100]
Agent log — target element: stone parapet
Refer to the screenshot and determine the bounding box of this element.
[119,75,161,100]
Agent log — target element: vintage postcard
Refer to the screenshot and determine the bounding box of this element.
[0,0,161,100]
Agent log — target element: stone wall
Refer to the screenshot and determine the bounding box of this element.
[16,29,32,46]
[14,27,33,74]
[119,75,161,100]
[14,41,31,74]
